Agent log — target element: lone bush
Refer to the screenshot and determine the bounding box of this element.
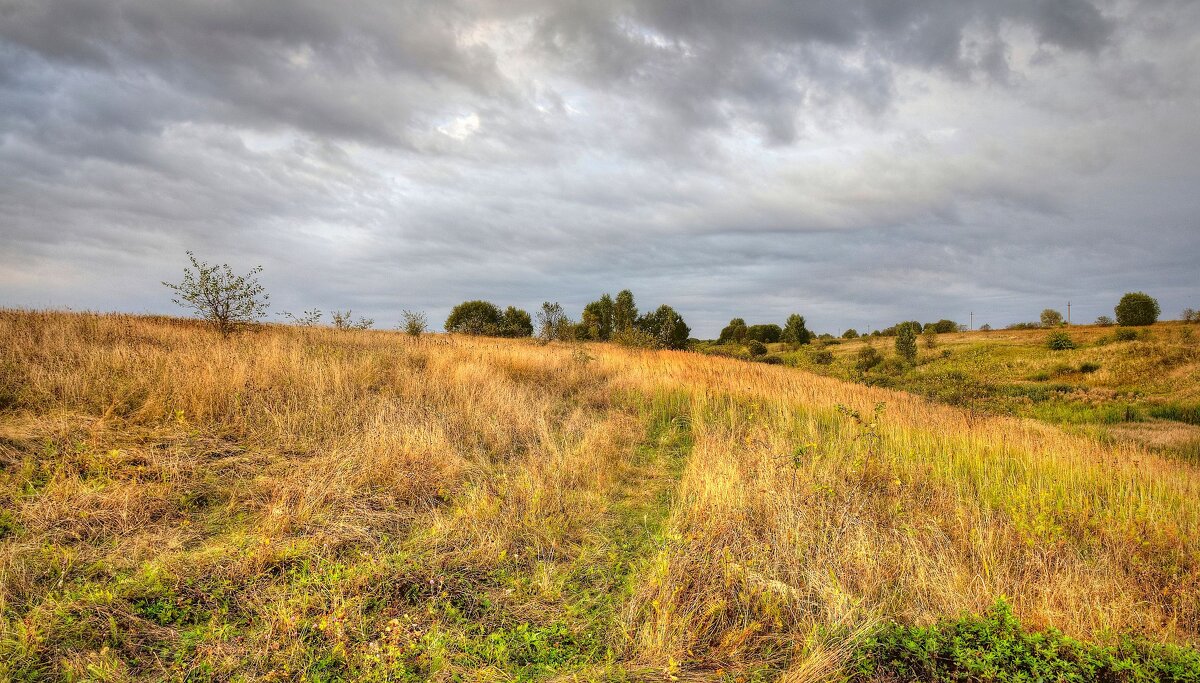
[163,251,269,337]
[895,325,917,363]
[747,340,768,357]
[1046,331,1076,350]
[1095,315,1115,326]
[401,310,428,337]
[855,346,884,372]
[1115,292,1160,326]
[1041,309,1064,327]
[810,348,834,365]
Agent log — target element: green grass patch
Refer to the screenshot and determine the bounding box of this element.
[851,599,1200,682]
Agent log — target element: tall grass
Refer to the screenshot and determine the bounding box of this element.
[1,310,1197,680]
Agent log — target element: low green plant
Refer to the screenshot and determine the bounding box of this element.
[1079,362,1101,374]
[851,599,1200,683]
[855,346,883,372]
[1046,331,1076,350]
[747,340,767,357]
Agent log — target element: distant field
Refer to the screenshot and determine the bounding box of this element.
[2,311,1199,681]
[715,323,1200,463]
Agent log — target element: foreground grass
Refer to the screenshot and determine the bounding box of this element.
[1,311,1198,680]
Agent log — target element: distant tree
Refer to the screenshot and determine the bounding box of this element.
[932,319,958,334]
[613,290,638,333]
[1006,322,1042,330]
[332,310,374,330]
[719,318,749,343]
[401,310,428,337]
[1115,292,1160,326]
[1040,309,1064,327]
[445,300,503,335]
[842,328,859,339]
[282,309,322,327]
[637,304,691,350]
[581,294,615,340]
[747,340,767,357]
[782,314,812,345]
[747,323,783,343]
[1183,308,1199,323]
[163,251,269,337]
[979,323,992,331]
[1094,315,1115,326]
[501,306,533,337]
[535,302,573,341]
[895,325,917,363]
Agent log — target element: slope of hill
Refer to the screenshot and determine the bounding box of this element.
[1,310,1198,681]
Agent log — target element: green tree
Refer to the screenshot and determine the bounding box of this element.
[331,310,373,330]
[719,318,748,343]
[501,306,533,337]
[537,302,572,341]
[1040,309,1064,327]
[747,340,767,356]
[1115,292,1161,326]
[613,290,638,333]
[162,251,269,337]
[895,325,917,363]
[637,304,691,350]
[747,324,783,343]
[932,319,958,334]
[782,314,812,345]
[445,300,503,335]
[581,294,615,340]
[842,328,859,339]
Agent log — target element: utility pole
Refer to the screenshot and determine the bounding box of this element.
[970,311,974,331]
[1067,301,1071,326]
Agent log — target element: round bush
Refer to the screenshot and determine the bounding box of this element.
[1115,292,1161,326]
[747,340,768,356]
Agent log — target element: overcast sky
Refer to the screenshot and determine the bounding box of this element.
[1,1,1197,336]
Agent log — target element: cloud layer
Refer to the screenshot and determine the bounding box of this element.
[1,0,1197,335]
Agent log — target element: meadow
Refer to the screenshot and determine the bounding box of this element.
[2,310,1199,681]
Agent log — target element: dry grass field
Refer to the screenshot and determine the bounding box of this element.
[2,310,1199,681]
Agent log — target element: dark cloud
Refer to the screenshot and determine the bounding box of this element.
[1,0,1197,336]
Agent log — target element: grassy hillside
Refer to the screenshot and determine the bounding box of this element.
[2,310,1199,681]
[735,323,1200,463]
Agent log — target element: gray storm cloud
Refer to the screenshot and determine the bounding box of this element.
[1,0,1197,336]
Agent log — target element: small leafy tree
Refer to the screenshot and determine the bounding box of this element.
[331,310,374,330]
[895,325,917,363]
[1040,309,1064,327]
[782,314,812,345]
[637,304,691,350]
[1115,292,1160,326]
[979,324,992,331]
[537,302,572,341]
[1181,308,1197,323]
[921,327,938,349]
[747,340,767,357]
[401,310,428,337]
[842,328,859,339]
[1095,315,1115,326]
[747,324,782,343]
[163,251,269,337]
[500,306,534,337]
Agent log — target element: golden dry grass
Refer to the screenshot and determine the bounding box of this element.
[1,310,1198,681]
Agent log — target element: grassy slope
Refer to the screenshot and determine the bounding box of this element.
[761,323,1200,461]
[1,311,1198,681]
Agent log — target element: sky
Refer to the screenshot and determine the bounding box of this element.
[1,0,1197,337]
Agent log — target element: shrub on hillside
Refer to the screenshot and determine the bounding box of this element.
[445,300,503,335]
[810,348,834,365]
[1095,315,1115,326]
[401,310,428,337]
[1046,331,1076,350]
[896,325,918,362]
[162,251,269,337]
[855,346,883,372]
[1183,308,1198,323]
[332,310,374,330]
[842,328,859,339]
[747,340,767,357]
[1115,292,1161,326]
[1114,328,1139,342]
